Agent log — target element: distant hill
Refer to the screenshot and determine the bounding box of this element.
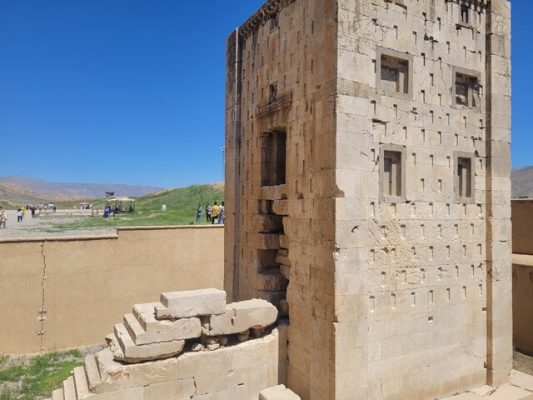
[136,183,224,212]
[512,167,533,198]
[0,181,50,208]
[0,176,163,203]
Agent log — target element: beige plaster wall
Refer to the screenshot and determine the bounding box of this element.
[0,226,224,355]
[512,200,533,255]
[512,255,533,356]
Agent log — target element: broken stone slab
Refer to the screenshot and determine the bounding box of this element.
[125,305,201,345]
[259,385,301,400]
[207,299,278,336]
[272,199,289,216]
[107,323,184,363]
[159,288,226,319]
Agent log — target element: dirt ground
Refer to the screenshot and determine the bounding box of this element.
[0,209,114,239]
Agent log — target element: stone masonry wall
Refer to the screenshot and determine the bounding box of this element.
[227,1,511,399]
[226,0,339,398]
[334,0,511,399]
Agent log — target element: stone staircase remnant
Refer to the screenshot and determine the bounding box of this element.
[46,288,280,400]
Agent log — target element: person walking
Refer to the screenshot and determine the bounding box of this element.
[206,204,212,223]
[17,208,23,222]
[211,202,220,224]
[0,207,7,228]
[196,204,202,224]
[218,201,225,224]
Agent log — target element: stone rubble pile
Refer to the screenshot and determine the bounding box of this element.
[47,288,280,400]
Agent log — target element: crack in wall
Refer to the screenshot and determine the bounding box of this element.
[38,240,48,351]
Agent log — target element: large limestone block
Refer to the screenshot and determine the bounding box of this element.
[207,299,278,336]
[259,385,301,400]
[159,289,226,318]
[108,324,185,363]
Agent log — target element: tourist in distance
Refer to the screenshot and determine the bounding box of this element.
[195,204,202,224]
[218,201,225,224]
[211,201,220,224]
[206,204,212,223]
[17,208,23,222]
[0,207,7,228]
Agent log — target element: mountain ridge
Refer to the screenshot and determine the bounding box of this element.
[0,176,163,205]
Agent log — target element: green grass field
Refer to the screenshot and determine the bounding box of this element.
[44,183,224,231]
[0,351,84,400]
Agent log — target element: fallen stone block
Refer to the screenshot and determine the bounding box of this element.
[108,324,185,363]
[259,385,301,400]
[160,288,226,319]
[207,299,278,336]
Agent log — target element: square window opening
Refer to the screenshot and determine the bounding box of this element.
[457,157,472,199]
[380,55,409,95]
[261,130,287,187]
[455,72,481,109]
[383,150,403,198]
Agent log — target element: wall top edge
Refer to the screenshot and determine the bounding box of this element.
[0,225,224,244]
[237,0,296,40]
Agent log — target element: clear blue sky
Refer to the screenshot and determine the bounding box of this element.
[0,1,529,187]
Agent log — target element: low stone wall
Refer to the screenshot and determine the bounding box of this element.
[511,200,533,355]
[512,199,533,255]
[512,254,533,355]
[0,226,224,355]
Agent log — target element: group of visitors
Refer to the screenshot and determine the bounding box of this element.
[196,202,225,224]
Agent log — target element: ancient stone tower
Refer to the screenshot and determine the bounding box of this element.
[225,0,512,399]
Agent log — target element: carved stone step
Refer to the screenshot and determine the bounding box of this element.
[51,388,64,400]
[127,306,201,345]
[73,366,89,399]
[131,302,160,331]
[84,354,101,391]
[109,323,185,363]
[63,376,76,400]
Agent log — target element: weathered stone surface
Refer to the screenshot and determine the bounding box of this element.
[160,288,226,318]
[259,385,301,400]
[207,299,278,336]
[143,379,195,400]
